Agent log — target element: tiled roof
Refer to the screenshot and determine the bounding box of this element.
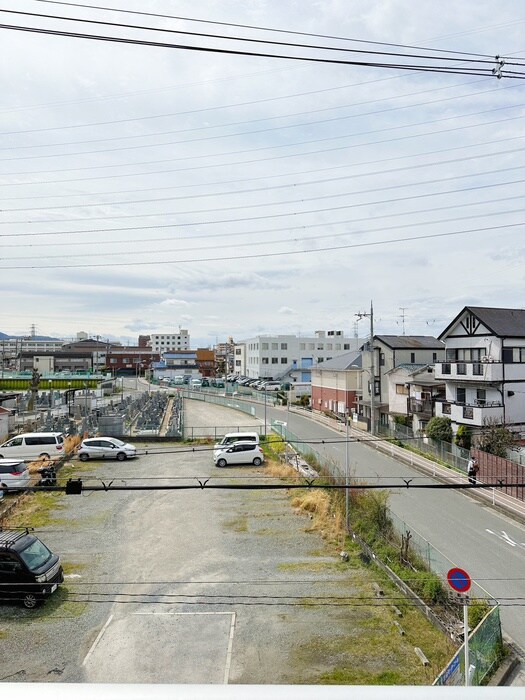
[374,335,444,349]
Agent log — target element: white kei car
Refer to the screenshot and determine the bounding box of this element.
[214,442,265,468]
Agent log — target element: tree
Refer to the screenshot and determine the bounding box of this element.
[477,417,516,458]
[454,424,472,450]
[425,416,453,443]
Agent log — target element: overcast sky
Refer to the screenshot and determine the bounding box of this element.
[1,0,525,348]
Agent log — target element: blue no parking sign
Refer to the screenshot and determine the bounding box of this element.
[447,567,472,593]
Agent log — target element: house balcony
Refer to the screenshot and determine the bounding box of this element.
[434,361,503,382]
[434,399,504,426]
[408,397,433,417]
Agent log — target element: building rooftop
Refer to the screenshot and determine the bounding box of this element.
[440,306,525,339]
[373,335,444,350]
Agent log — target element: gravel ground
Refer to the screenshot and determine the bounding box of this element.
[0,401,451,685]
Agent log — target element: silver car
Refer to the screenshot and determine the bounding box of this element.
[0,459,31,494]
[77,437,137,462]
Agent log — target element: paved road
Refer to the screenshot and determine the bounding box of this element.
[237,401,525,654]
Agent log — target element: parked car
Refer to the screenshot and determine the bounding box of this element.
[0,432,64,461]
[77,437,137,461]
[261,381,282,391]
[0,529,64,608]
[201,378,210,387]
[214,442,265,468]
[0,459,30,493]
[191,378,202,388]
[213,432,260,458]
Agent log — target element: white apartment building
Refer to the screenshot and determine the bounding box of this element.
[149,330,190,353]
[237,330,361,382]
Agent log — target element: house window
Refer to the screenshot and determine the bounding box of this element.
[335,344,341,350]
[410,352,416,363]
[396,384,409,395]
[300,343,306,350]
[262,343,269,350]
[262,358,269,364]
[433,353,437,362]
[272,343,278,350]
[343,344,350,350]
[281,357,287,364]
[476,389,486,405]
[456,387,466,404]
[380,353,385,367]
[271,357,278,364]
[281,343,287,350]
[110,358,117,364]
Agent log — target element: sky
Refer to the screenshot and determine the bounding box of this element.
[1,0,525,348]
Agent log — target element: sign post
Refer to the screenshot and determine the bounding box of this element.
[447,567,472,686]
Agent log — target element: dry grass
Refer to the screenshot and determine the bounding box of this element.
[26,434,82,477]
[291,488,345,544]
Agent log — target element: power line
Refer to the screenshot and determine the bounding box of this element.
[0,219,523,270]
[31,0,498,59]
[0,78,513,148]
[3,144,525,213]
[3,193,524,251]
[0,22,519,79]
[1,7,506,68]
[2,163,523,226]
[2,110,522,183]
[4,206,525,262]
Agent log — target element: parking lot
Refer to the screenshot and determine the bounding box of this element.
[0,441,374,684]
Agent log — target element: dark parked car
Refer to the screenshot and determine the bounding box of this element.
[0,529,64,608]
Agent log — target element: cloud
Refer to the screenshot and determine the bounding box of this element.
[278,306,296,315]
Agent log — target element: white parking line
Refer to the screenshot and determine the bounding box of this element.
[82,614,113,666]
[132,610,237,684]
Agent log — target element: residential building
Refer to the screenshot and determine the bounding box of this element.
[434,306,525,436]
[238,330,362,382]
[358,335,445,429]
[106,347,159,375]
[310,351,361,418]
[196,348,215,378]
[215,337,235,375]
[386,364,445,434]
[149,331,190,353]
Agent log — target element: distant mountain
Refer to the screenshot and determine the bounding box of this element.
[0,332,63,341]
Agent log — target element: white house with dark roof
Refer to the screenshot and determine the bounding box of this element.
[434,306,525,436]
[358,335,445,429]
[386,363,445,434]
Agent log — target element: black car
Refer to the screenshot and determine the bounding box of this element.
[0,529,64,609]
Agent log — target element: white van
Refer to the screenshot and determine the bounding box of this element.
[213,432,259,458]
[0,433,65,462]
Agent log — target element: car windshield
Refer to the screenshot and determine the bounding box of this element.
[19,538,53,571]
[111,439,126,447]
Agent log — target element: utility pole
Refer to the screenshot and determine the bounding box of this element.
[356,301,375,436]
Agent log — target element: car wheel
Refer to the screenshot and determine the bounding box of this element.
[22,592,39,609]
[253,457,262,466]
[0,454,4,459]
[39,453,50,460]
[216,458,227,468]
[79,453,89,462]
[116,452,127,461]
